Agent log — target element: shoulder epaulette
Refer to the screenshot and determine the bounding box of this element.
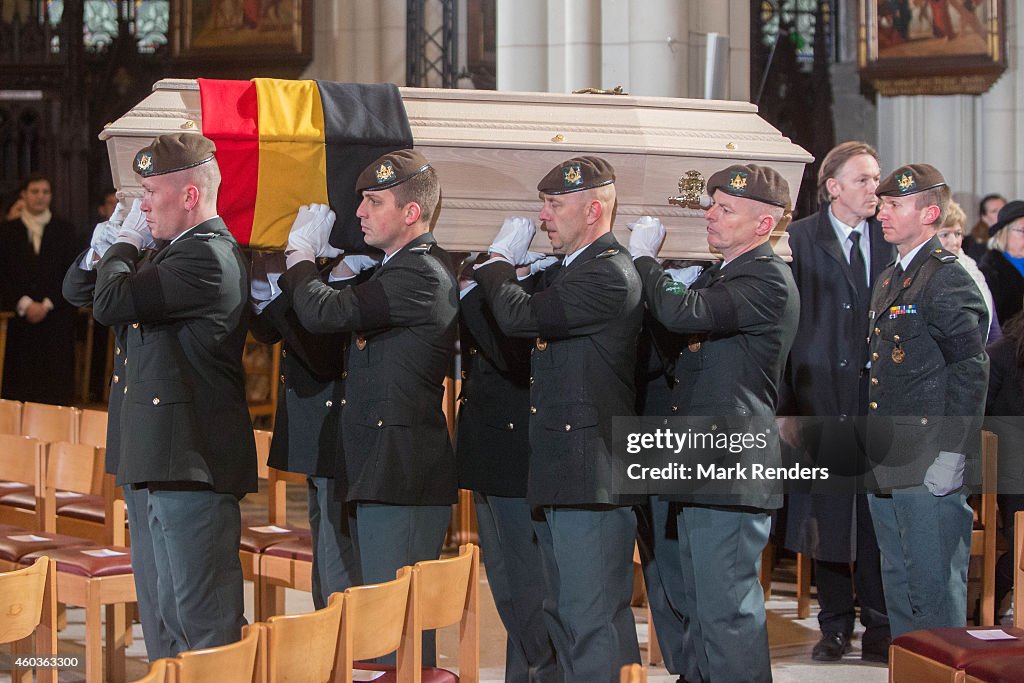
[410,244,431,254]
[754,255,776,262]
[596,248,619,259]
[929,247,957,264]
[193,232,219,241]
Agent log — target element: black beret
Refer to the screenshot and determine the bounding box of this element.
[706,164,790,208]
[537,156,615,195]
[876,163,946,197]
[989,199,1024,236]
[133,133,216,177]
[356,149,432,193]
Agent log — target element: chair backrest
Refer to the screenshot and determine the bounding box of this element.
[42,442,123,544]
[397,543,480,683]
[0,399,22,435]
[263,591,343,683]
[0,433,43,490]
[131,658,170,683]
[336,569,412,682]
[78,408,108,449]
[175,623,260,683]
[0,556,51,645]
[254,429,272,481]
[619,663,646,683]
[21,402,78,444]
[1016,510,1023,629]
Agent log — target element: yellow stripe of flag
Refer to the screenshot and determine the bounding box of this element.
[251,78,329,249]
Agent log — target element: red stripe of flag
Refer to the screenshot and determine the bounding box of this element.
[198,78,259,246]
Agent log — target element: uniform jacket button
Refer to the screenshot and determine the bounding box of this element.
[869,401,878,410]
[671,405,679,413]
[564,424,571,431]
[507,422,514,430]
[377,419,384,427]
[123,387,128,394]
[872,352,879,361]
[113,375,119,384]
[115,347,121,355]
[839,359,848,368]
[325,400,333,407]
[340,398,347,406]
[874,327,881,335]
[341,371,348,379]
[280,374,286,383]
[281,349,287,358]
[871,377,879,385]
[920,417,928,425]
[132,323,139,329]
[530,406,537,414]
[152,397,160,405]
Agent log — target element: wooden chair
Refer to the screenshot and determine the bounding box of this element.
[619,663,647,683]
[0,434,43,534]
[335,570,413,683]
[0,398,22,435]
[888,463,1024,683]
[130,659,169,683]
[0,556,58,683]
[243,336,281,427]
[173,622,261,683]
[78,408,108,449]
[396,543,480,683]
[970,431,998,626]
[243,429,309,621]
[262,591,344,683]
[20,402,78,444]
[22,441,135,683]
[757,539,812,618]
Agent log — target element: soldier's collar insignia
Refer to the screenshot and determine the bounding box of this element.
[563,164,583,188]
[135,151,153,175]
[729,171,749,192]
[376,161,396,184]
[663,280,687,295]
[897,172,916,193]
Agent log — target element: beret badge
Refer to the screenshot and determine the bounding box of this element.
[135,151,153,174]
[729,171,748,192]
[897,171,916,194]
[376,161,397,184]
[563,164,583,188]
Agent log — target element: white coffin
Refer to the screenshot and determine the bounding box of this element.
[100,79,812,259]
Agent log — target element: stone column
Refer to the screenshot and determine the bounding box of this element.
[546,0,601,93]
[627,0,689,97]
[496,0,548,91]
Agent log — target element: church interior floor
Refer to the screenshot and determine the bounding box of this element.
[24,483,901,681]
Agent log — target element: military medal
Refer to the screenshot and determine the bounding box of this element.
[891,346,905,364]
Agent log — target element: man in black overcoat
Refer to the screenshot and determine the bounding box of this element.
[779,141,892,662]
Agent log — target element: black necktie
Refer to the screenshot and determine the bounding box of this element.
[849,230,869,304]
[888,263,904,296]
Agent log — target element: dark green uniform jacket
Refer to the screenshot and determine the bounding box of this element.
[634,241,800,510]
[91,218,257,496]
[866,236,989,490]
[279,232,459,506]
[474,232,644,507]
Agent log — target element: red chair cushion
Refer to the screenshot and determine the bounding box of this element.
[354,663,458,683]
[57,495,107,522]
[262,534,313,562]
[22,545,133,577]
[0,531,92,562]
[0,490,92,511]
[239,525,304,553]
[894,627,1024,668]
[964,654,1024,682]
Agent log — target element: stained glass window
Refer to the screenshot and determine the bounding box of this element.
[38,0,167,54]
[133,0,168,54]
[759,0,833,70]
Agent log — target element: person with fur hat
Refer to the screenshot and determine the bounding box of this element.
[979,199,1024,326]
[628,162,800,683]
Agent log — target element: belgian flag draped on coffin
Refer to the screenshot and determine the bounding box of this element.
[197,78,413,251]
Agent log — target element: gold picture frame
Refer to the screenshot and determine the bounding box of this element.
[173,0,312,64]
[858,0,1006,96]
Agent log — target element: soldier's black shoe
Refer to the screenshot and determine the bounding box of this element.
[861,636,891,663]
[812,631,852,661]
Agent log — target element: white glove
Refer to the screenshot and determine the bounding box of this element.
[528,253,559,276]
[115,199,155,251]
[82,217,121,269]
[627,215,666,260]
[286,204,341,269]
[250,251,286,311]
[923,450,966,496]
[110,199,131,226]
[488,216,536,265]
[329,254,380,282]
[665,264,704,286]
